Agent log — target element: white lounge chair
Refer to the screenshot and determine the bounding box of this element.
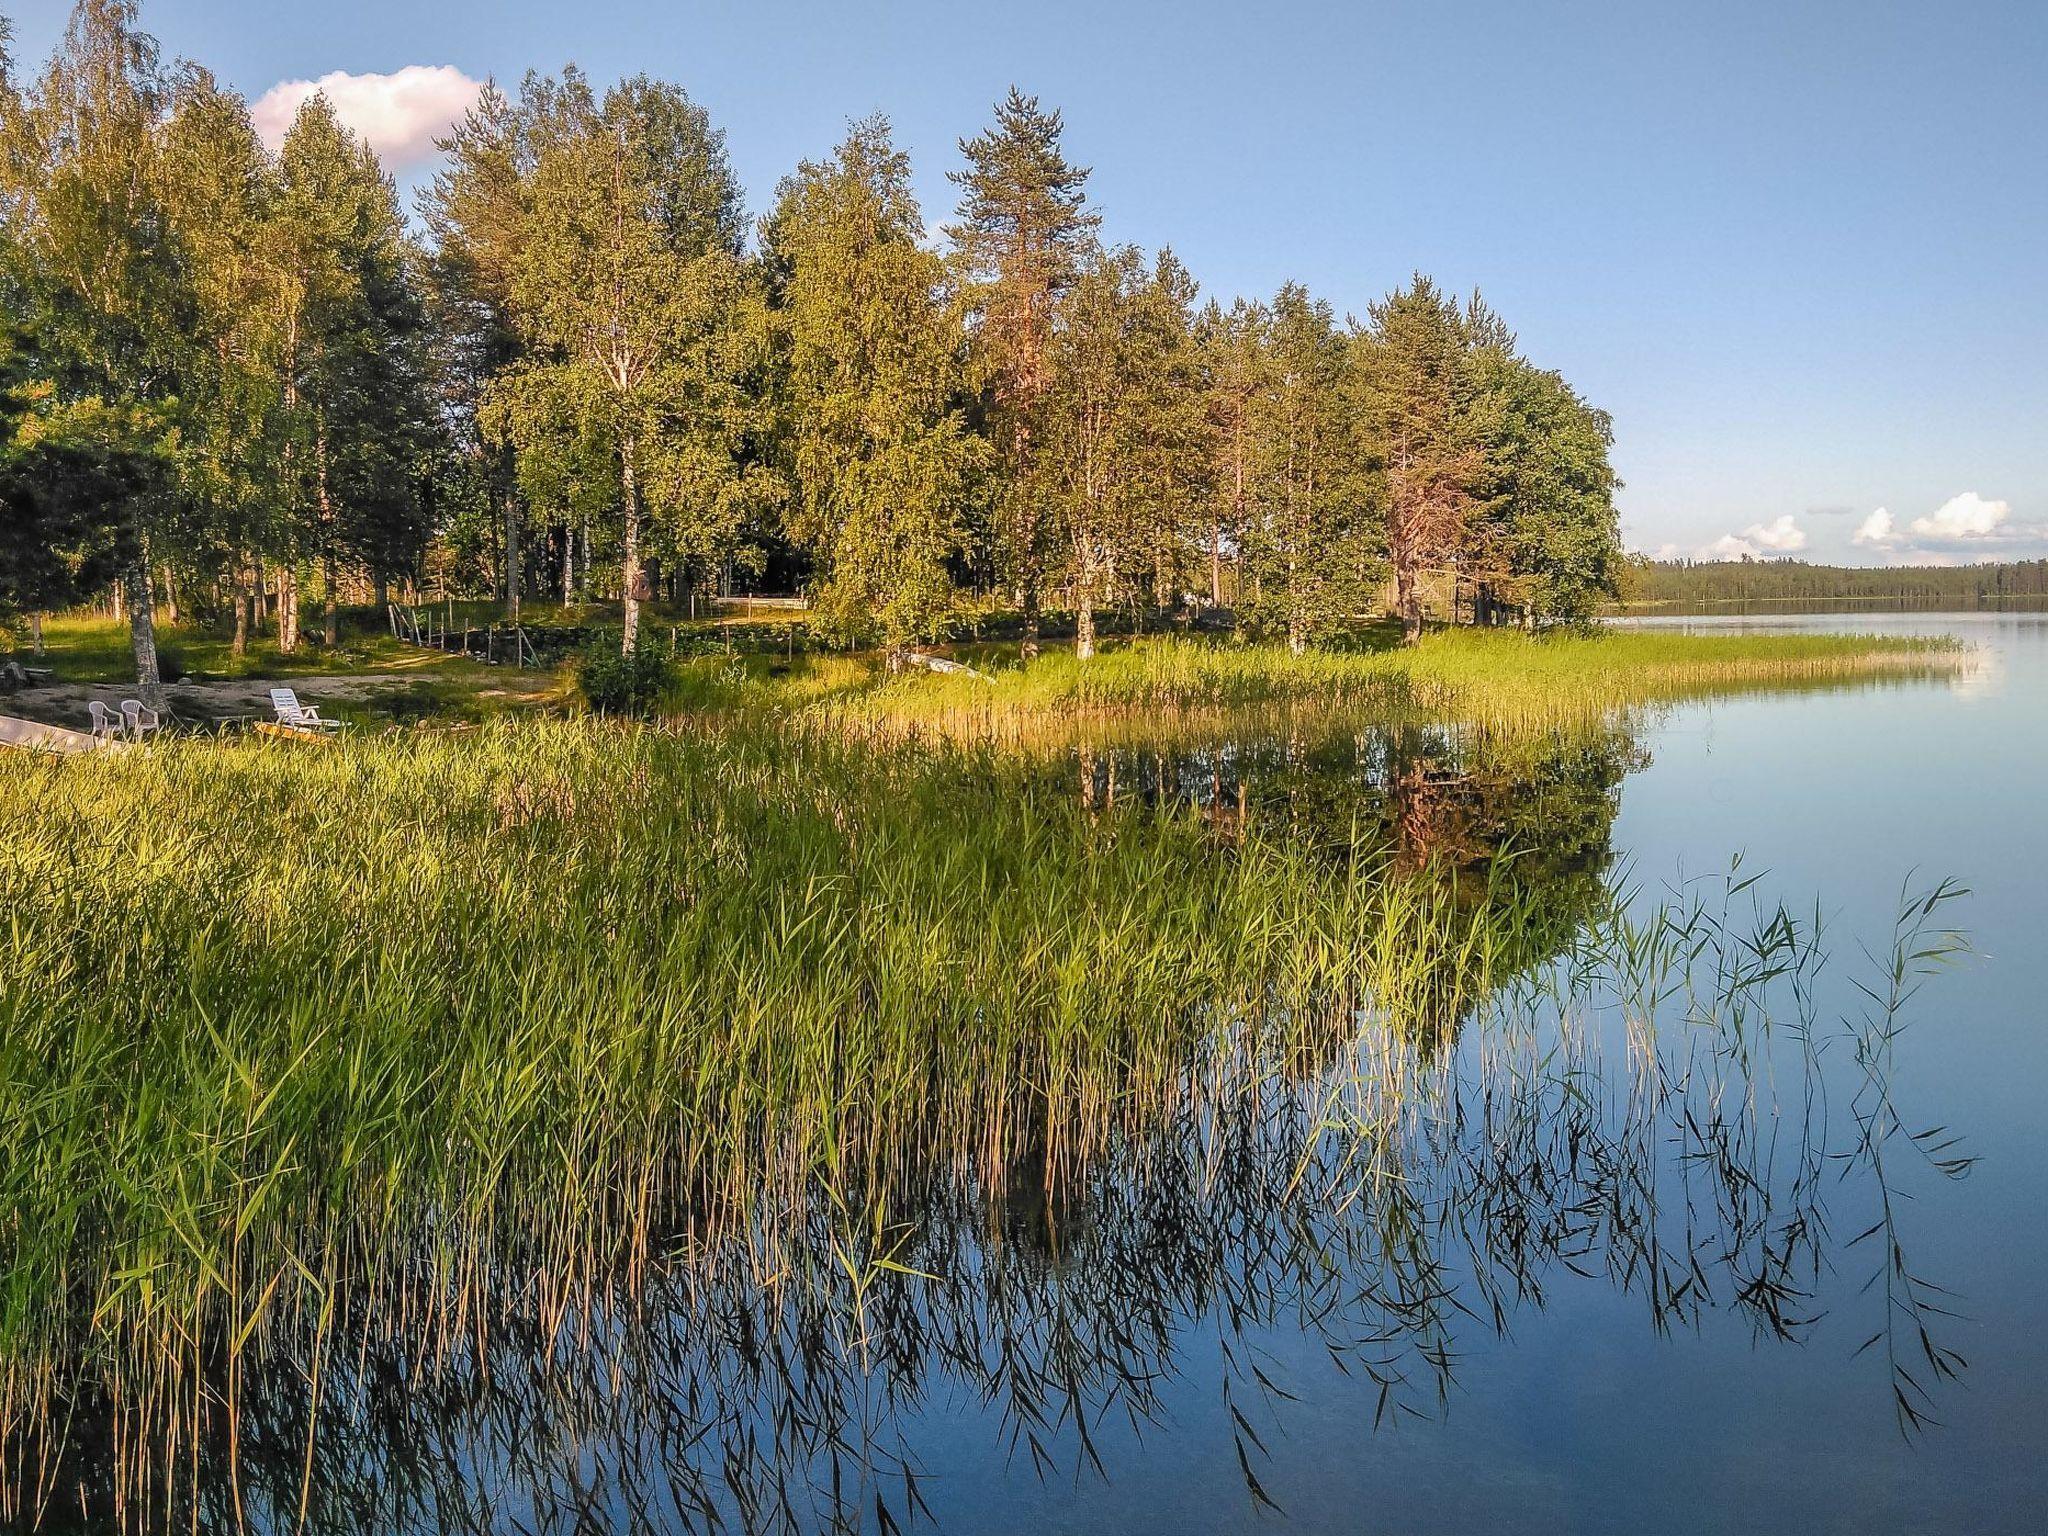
[120,699,161,740]
[270,688,339,732]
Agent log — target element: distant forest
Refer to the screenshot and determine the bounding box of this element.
[1636,558,2048,604]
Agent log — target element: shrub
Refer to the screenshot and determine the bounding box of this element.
[576,634,673,716]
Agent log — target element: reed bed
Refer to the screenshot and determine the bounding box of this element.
[0,711,1972,1531]
[819,628,1964,735]
[0,717,1568,1526]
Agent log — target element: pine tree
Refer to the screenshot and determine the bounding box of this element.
[765,116,983,664]
[1357,275,1481,644]
[948,89,1097,656]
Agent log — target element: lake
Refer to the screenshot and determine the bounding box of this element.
[6,614,2043,1534]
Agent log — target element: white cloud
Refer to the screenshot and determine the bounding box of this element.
[1696,513,1807,560]
[1747,514,1808,552]
[252,65,483,174]
[1909,490,2009,542]
[1850,491,2031,560]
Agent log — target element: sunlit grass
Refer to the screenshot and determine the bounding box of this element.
[817,628,1964,734]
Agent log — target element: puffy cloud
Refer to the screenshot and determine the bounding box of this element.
[252,65,483,174]
[1850,492,2028,559]
[1697,514,1807,560]
[1910,491,2009,542]
[1746,514,1809,552]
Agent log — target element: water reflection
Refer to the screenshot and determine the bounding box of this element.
[7,721,1972,1535]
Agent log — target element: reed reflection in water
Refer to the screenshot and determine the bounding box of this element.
[1,719,1972,1534]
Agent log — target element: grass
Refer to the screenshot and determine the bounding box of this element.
[811,627,1965,736]
[0,710,1975,1528]
[0,718,1578,1520]
[7,612,1962,742]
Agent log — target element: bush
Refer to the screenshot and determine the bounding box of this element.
[576,634,673,716]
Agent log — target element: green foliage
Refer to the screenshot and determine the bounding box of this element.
[576,630,674,713]
[947,89,1100,645]
[1234,283,1375,652]
[764,116,985,658]
[1637,557,2048,605]
[1,6,1627,680]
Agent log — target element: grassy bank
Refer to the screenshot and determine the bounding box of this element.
[806,627,1964,733]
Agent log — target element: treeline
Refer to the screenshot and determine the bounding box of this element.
[1640,558,2048,604]
[0,1,1624,701]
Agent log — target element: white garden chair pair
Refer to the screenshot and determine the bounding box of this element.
[87,699,161,744]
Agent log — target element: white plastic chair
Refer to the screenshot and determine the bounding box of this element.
[121,699,161,740]
[87,700,125,742]
[270,687,339,731]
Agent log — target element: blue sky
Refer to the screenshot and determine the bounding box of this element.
[12,0,2046,562]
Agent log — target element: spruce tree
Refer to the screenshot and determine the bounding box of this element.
[422,81,530,622]
[268,95,435,647]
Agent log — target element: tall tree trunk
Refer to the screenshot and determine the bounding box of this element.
[30,611,44,656]
[503,485,521,624]
[124,555,164,710]
[1075,553,1096,661]
[253,557,268,624]
[317,419,339,646]
[374,571,389,614]
[562,522,574,604]
[1397,563,1422,646]
[279,566,300,653]
[620,436,642,656]
[232,562,250,658]
[1019,514,1041,660]
[1210,523,1223,608]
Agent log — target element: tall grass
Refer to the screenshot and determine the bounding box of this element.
[820,628,1964,734]
[0,715,1973,1530]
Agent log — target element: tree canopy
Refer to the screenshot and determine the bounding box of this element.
[1,1,1630,685]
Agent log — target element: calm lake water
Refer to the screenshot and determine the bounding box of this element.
[881,613,2048,1535]
[19,615,2047,1535]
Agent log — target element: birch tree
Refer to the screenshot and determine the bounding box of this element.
[765,116,982,664]
[502,73,748,654]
